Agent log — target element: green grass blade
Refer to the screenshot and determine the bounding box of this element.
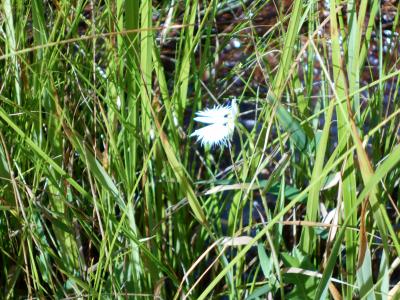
[3,0,21,106]
[299,96,334,254]
[0,107,88,198]
[329,1,358,294]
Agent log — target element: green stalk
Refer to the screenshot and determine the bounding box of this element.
[329,2,358,297]
[3,0,21,106]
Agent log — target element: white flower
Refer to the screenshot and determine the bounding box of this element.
[190,98,238,147]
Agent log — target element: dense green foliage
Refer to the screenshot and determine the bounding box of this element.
[0,0,399,299]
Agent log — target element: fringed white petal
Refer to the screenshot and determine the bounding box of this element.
[190,99,238,148]
[195,105,231,119]
[190,123,232,147]
[193,115,228,124]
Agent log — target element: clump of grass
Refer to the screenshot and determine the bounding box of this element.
[0,0,399,299]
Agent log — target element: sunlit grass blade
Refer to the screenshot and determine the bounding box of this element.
[3,0,21,106]
[0,107,88,198]
[300,93,335,254]
[329,1,358,295]
[264,0,311,153]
